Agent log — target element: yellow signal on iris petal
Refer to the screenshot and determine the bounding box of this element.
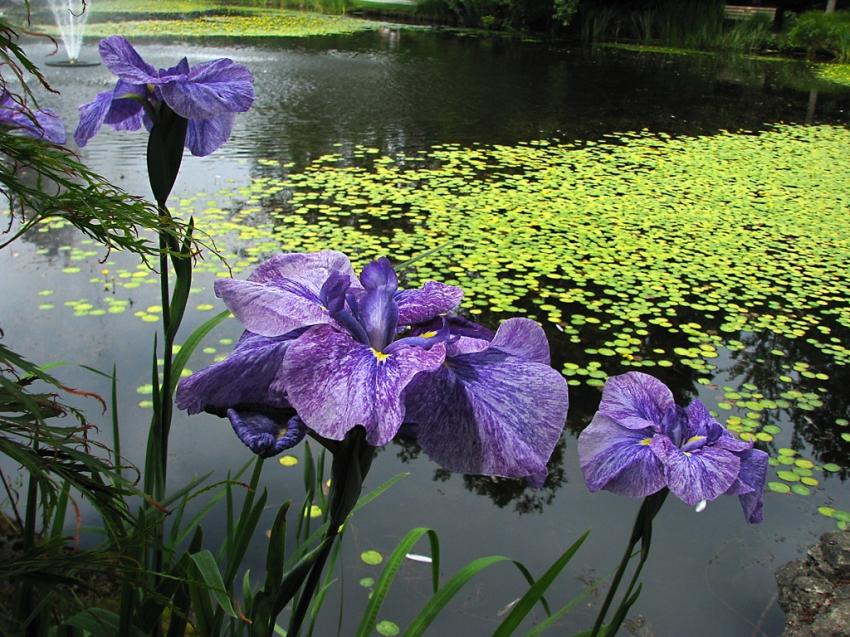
[685,435,706,445]
[372,349,390,362]
[639,437,652,446]
[421,331,438,338]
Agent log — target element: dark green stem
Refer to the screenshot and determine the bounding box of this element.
[590,489,668,637]
[287,430,375,637]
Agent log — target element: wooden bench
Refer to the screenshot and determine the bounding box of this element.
[723,5,777,21]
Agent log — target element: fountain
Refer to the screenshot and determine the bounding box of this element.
[46,0,99,67]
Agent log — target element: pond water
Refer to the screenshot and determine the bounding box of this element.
[5,28,850,636]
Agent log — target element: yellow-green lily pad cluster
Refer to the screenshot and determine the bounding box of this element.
[815,63,850,88]
[75,11,383,39]
[31,123,850,520]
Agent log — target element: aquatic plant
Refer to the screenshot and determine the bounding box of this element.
[0,90,65,143]
[578,371,767,522]
[79,11,381,39]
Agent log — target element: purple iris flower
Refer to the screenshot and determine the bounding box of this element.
[74,36,253,156]
[0,92,66,144]
[578,372,767,523]
[177,251,569,483]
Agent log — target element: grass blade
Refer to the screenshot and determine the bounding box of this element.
[403,556,516,637]
[190,549,238,618]
[493,530,589,636]
[356,527,440,637]
[169,310,229,393]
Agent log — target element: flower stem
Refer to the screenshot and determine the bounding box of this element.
[590,489,668,636]
[287,429,375,637]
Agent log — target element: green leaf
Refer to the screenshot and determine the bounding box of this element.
[403,556,512,637]
[493,530,589,636]
[64,608,146,637]
[190,550,238,618]
[356,528,440,637]
[169,309,229,394]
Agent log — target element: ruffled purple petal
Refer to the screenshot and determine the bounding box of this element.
[1,103,66,144]
[578,414,666,497]
[214,279,332,338]
[598,371,678,431]
[160,58,254,120]
[406,344,568,483]
[227,409,306,458]
[249,250,358,289]
[98,36,159,85]
[280,325,445,446]
[216,251,362,337]
[446,335,490,356]
[74,90,114,147]
[650,436,740,506]
[185,111,235,157]
[395,281,463,326]
[489,318,550,365]
[175,331,297,414]
[103,80,145,129]
[726,448,768,523]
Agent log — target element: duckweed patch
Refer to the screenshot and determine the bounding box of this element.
[815,63,850,88]
[35,122,850,516]
[77,11,383,39]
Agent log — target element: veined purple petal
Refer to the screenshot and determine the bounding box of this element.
[1,101,66,144]
[406,346,568,483]
[578,414,666,497]
[598,372,678,432]
[489,318,550,365]
[74,90,114,147]
[98,36,159,85]
[726,448,768,523]
[160,57,190,81]
[446,335,490,356]
[650,436,740,506]
[395,281,463,326]
[217,251,361,337]
[160,58,254,120]
[280,325,445,446]
[249,250,358,289]
[175,331,296,414]
[185,111,235,157]
[215,279,332,338]
[227,409,306,458]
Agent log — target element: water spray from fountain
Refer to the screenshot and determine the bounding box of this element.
[46,0,99,67]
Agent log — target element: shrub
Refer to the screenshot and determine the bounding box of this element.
[787,10,850,61]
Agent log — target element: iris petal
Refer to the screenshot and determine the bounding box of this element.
[159,57,254,120]
[650,436,740,506]
[227,409,306,458]
[74,90,114,147]
[280,324,445,446]
[185,112,235,157]
[98,36,159,85]
[395,281,463,326]
[489,318,550,365]
[175,331,298,415]
[597,371,678,432]
[726,448,768,523]
[407,331,567,483]
[578,414,666,496]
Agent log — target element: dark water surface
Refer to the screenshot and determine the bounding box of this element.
[4,29,850,636]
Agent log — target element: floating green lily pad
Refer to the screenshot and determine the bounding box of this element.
[768,482,791,494]
[360,550,383,566]
[376,620,400,636]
